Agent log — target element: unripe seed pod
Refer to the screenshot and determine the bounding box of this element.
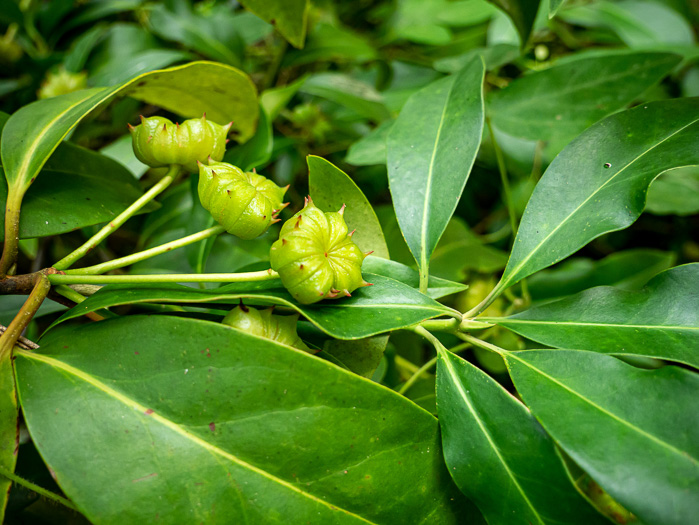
[198,161,288,240]
[222,304,311,352]
[270,197,371,305]
[129,114,231,172]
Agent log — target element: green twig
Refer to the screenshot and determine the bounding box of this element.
[53,165,180,271]
[0,463,77,511]
[54,285,115,320]
[457,332,507,356]
[0,274,50,360]
[64,225,226,275]
[0,192,23,277]
[49,270,280,286]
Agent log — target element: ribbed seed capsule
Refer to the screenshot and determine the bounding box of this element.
[222,304,311,352]
[198,161,288,240]
[270,197,371,305]
[129,114,230,172]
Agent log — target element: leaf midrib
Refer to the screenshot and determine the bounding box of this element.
[440,351,545,525]
[503,115,699,286]
[509,353,699,465]
[17,349,376,524]
[493,318,698,331]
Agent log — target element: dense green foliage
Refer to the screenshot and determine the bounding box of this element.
[0,0,697,524]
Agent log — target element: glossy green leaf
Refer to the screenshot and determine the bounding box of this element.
[387,57,485,277]
[488,51,682,142]
[238,0,310,48]
[497,98,699,291]
[645,166,699,216]
[308,156,389,259]
[527,249,675,303]
[345,121,393,166]
[1,61,258,197]
[485,0,541,46]
[283,23,377,68]
[362,257,467,300]
[437,347,606,524]
[491,264,699,368]
[0,141,156,241]
[301,74,391,122]
[548,0,566,18]
[0,354,17,519]
[50,275,457,339]
[16,316,477,524]
[224,106,273,172]
[506,350,699,525]
[322,336,388,379]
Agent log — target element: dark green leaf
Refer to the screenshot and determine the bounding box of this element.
[437,348,606,524]
[224,106,273,172]
[345,121,393,167]
[0,355,18,519]
[387,58,485,277]
[488,51,682,142]
[645,166,699,216]
[238,0,310,48]
[485,0,541,46]
[491,264,699,368]
[301,74,391,122]
[497,98,699,291]
[507,349,699,525]
[308,156,389,258]
[16,316,478,524]
[50,275,458,339]
[0,141,156,241]
[527,249,675,303]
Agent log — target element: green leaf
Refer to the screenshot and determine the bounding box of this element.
[49,275,458,339]
[436,348,606,524]
[0,141,157,241]
[362,256,467,300]
[527,249,675,303]
[497,98,699,291]
[16,316,478,524]
[345,120,393,167]
[490,264,699,368]
[224,106,273,172]
[485,0,541,47]
[548,0,566,18]
[308,156,389,259]
[283,22,377,68]
[301,74,391,122]
[0,355,18,519]
[488,51,682,142]
[506,350,699,525]
[645,166,699,216]
[1,61,258,196]
[387,58,485,280]
[238,0,310,48]
[322,336,388,379]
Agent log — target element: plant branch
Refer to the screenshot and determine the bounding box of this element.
[457,332,507,356]
[48,270,280,286]
[65,225,226,275]
[0,463,77,511]
[53,165,180,271]
[0,192,24,278]
[0,273,50,360]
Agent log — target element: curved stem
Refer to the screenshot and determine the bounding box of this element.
[397,341,471,395]
[0,463,77,511]
[0,192,24,278]
[65,225,226,275]
[49,270,280,286]
[54,285,114,321]
[457,332,507,356]
[463,280,506,319]
[0,274,50,361]
[53,165,180,271]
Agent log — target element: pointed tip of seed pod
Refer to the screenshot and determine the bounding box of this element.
[319,291,325,297]
[343,289,351,297]
[201,112,206,122]
[283,185,290,193]
[267,305,275,312]
[271,218,281,224]
[331,288,339,294]
[146,135,153,143]
[252,167,257,173]
[225,121,233,131]
[176,121,180,129]
[196,159,202,166]
[211,170,217,178]
[127,123,135,132]
[304,195,314,208]
[338,203,346,215]
[294,216,302,229]
[140,114,145,123]
[282,238,287,245]
[267,268,273,274]
[362,280,373,287]
[162,123,167,132]
[225,139,230,144]
[348,229,356,237]
[364,250,374,257]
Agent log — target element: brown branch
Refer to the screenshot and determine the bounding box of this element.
[0,324,39,350]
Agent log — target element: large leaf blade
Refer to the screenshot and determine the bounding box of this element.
[387,58,485,279]
[506,350,699,525]
[16,316,477,524]
[238,0,309,48]
[437,348,606,524]
[488,51,682,142]
[49,274,457,339]
[498,98,699,291]
[485,0,541,46]
[491,264,699,368]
